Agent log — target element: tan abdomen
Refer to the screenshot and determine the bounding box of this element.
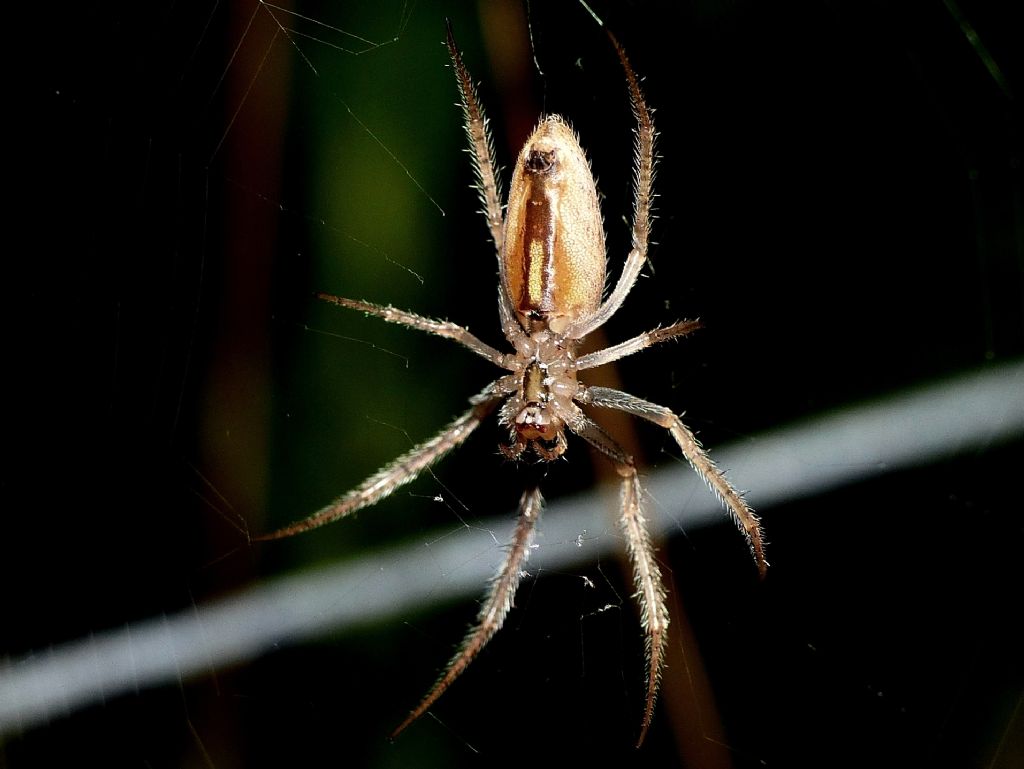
[501,117,606,334]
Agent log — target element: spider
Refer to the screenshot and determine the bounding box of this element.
[260,23,767,746]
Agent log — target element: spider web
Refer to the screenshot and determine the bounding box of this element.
[4,1,1023,767]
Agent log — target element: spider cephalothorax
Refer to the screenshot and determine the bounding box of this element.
[260,23,767,747]
[498,330,580,461]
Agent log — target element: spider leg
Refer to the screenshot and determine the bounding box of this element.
[390,486,543,739]
[579,385,768,578]
[569,412,669,747]
[445,21,504,254]
[570,33,656,340]
[445,23,521,340]
[576,320,702,371]
[317,294,512,368]
[256,384,507,541]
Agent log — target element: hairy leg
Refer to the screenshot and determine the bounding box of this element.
[569,412,669,746]
[570,33,656,340]
[579,385,768,578]
[317,294,511,368]
[257,387,505,541]
[445,23,521,340]
[576,320,702,371]
[390,486,543,738]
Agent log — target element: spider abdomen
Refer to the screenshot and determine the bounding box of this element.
[502,116,606,335]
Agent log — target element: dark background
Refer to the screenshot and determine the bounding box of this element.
[4,0,1022,767]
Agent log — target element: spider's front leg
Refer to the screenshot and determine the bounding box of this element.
[390,486,544,739]
[256,383,507,541]
[569,412,670,747]
[579,385,768,578]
